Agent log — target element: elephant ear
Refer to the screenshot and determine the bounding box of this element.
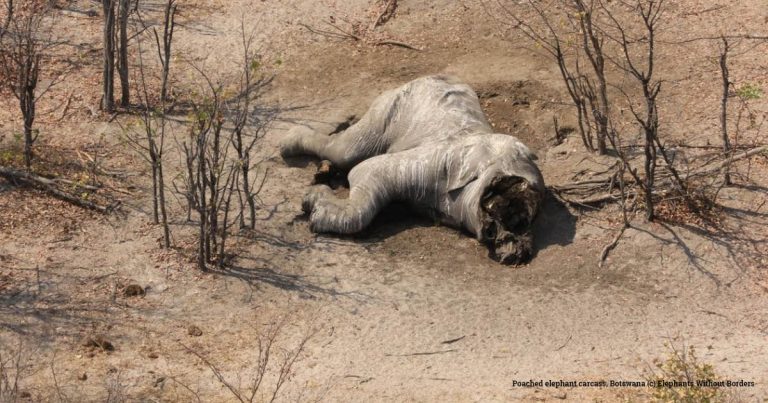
[447,166,479,192]
[445,144,487,192]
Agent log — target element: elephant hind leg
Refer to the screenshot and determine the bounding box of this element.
[280,89,402,170]
[279,119,348,160]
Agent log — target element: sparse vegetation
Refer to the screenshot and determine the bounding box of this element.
[736,83,762,101]
[180,321,314,403]
[647,343,725,403]
[0,340,24,402]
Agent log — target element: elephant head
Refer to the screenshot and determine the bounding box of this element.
[449,135,545,264]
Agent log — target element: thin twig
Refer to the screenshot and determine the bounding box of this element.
[385,349,457,357]
[599,224,629,268]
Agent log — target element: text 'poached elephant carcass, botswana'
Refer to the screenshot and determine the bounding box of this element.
[280,75,545,264]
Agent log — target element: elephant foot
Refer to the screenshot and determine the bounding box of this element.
[279,125,315,158]
[301,185,334,215]
[280,115,358,159]
[480,175,542,265]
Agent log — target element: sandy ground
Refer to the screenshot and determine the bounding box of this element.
[1,0,767,401]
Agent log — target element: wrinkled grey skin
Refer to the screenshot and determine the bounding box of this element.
[280,75,545,264]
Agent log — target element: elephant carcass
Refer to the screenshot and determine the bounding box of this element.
[280,75,545,264]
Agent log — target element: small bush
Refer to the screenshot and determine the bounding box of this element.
[647,344,724,403]
[736,83,762,100]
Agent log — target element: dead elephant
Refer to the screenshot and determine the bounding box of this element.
[280,75,545,264]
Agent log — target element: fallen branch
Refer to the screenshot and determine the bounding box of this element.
[599,224,629,268]
[672,144,765,150]
[56,6,98,18]
[299,21,420,51]
[297,23,349,40]
[552,189,619,205]
[56,91,73,122]
[324,21,362,41]
[49,177,100,191]
[687,145,768,179]
[441,335,466,345]
[385,349,457,357]
[552,145,768,208]
[0,166,115,213]
[369,0,397,32]
[554,335,572,351]
[374,39,421,51]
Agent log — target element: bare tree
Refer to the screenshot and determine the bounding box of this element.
[118,0,180,249]
[0,0,12,39]
[603,1,663,220]
[712,37,767,197]
[153,0,176,106]
[497,0,696,221]
[132,40,171,247]
[493,0,768,265]
[174,21,280,266]
[488,0,612,154]
[228,22,274,230]
[181,70,240,270]
[573,0,610,154]
[603,0,692,220]
[0,0,58,169]
[101,0,116,113]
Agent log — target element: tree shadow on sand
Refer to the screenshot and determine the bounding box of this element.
[629,209,768,289]
[208,252,373,304]
[0,265,114,341]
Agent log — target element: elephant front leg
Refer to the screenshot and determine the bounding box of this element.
[302,183,388,235]
[301,184,335,214]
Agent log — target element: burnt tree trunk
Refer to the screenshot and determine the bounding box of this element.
[719,37,732,185]
[20,55,39,170]
[154,0,176,105]
[157,161,170,247]
[575,0,610,155]
[242,160,256,229]
[1,0,12,38]
[197,126,210,268]
[101,0,116,113]
[149,148,159,223]
[639,72,659,223]
[117,0,130,107]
